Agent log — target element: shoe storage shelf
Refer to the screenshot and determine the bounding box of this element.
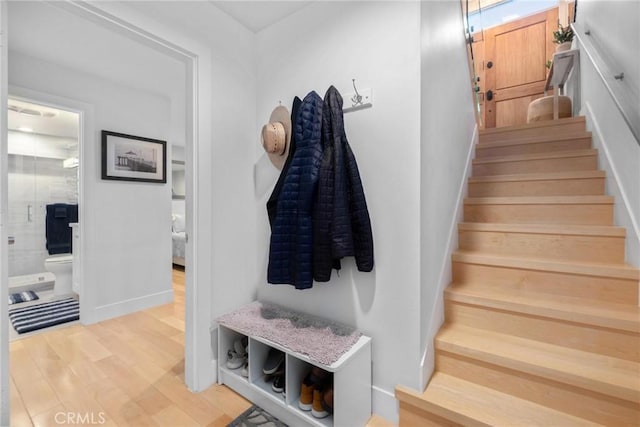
[218,324,372,427]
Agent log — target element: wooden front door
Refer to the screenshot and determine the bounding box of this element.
[484,8,558,128]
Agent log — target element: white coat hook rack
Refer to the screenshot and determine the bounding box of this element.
[343,78,373,113]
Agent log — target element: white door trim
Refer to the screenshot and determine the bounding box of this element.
[0,1,10,423]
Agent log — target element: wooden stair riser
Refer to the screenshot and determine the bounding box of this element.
[476,136,592,158]
[435,328,639,404]
[457,228,625,263]
[464,202,613,225]
[444,301,640,362]
[398,402,464,427]
[468,176,605,197]
[435,352,640,427]
[452,262,639,304]
[479,118,586,144]
[473,154,597,176]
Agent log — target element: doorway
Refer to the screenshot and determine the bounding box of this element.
[6,96,82,339]
[462,1,574,128]
[0,3,211,423]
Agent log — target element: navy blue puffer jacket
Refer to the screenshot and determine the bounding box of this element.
[313,86,374,281]
[268,91,324,289]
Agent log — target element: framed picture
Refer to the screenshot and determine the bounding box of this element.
[101,130,167,183]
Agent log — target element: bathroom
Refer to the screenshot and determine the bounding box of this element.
[7,98,80,336]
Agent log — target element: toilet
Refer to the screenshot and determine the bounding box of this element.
[44,203,78,297]
[44,254,74,296]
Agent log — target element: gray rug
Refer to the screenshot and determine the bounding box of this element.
[228,405,287,427]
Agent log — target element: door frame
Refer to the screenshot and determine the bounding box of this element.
[1,4,215,422]
[1,1,9,423]
[50,0,216,392]
[7,87,92,325]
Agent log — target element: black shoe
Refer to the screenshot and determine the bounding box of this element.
[272,372,285,393]
[263,348,285,375]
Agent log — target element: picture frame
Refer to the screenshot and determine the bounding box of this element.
[101,130,167,183]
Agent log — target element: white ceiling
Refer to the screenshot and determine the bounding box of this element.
[8,99,79,139]
[211,1,313,32]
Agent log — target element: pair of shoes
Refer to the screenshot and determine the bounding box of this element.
[298,367,332,418]
[226,337,248,370]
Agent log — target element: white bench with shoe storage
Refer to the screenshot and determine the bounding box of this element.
[217,319,372,426]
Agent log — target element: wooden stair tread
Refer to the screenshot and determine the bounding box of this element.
[465,195,614,205]
[459,222,625,237]
[480,116,585,135]
[397,373,602,426]
[453,250,639,280]
[436,324,640,403]
[446,282,640,333]
[469,170,605,183]
[473,149,597,164]
[477,132,592,148]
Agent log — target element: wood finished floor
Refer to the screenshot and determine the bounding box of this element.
[9,268,252,427]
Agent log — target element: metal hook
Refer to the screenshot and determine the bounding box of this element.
[278,100,282,106]
[351,79,363,106]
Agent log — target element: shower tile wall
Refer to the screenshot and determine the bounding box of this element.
[8,131,78,276]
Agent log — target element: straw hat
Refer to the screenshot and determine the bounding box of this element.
[261,106,292,170]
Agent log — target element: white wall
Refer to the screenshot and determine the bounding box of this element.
[9,52,174,321]
[576,0,639,99]
[208,48,258,319]
[254,2,422,420]
[85,0,259,389]
[419,0,478,389]
[574,1,640,267]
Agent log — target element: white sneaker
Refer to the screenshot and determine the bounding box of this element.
[226,349,245,369]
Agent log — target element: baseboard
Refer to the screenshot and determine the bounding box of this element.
[420,123,478,391]
[373,385,399,424]
[583,102,640,269]
[88,289,174,324]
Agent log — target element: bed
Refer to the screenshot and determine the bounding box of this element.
[172,214,186,267]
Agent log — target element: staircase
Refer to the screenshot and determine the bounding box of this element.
[396,117,640,426]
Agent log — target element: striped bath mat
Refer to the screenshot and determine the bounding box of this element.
[8,298,79,334]
[8,291,39,305]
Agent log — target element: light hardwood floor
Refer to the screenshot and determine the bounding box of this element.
[9,268,252,427]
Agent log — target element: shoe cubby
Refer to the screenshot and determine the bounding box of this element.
[217,327,248,383]
[286,358,333,427]
[217,323,371,427]
[247,339,286,404]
